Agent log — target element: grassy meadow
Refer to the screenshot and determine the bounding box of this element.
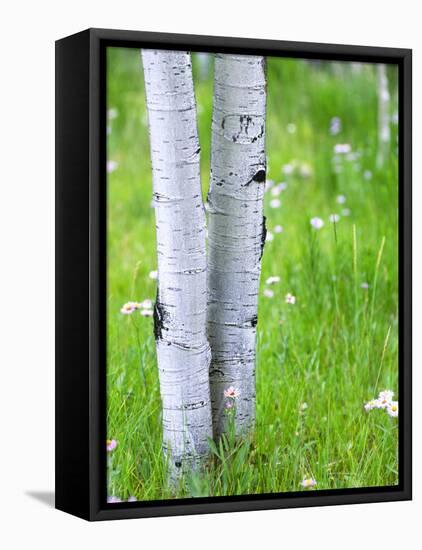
[106,48,399,501]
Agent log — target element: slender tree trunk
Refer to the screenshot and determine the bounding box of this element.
[376,63,390,169]
[207,54,267,441]
[141,49,213,476]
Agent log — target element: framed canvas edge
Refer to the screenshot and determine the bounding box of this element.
[56,28,412,522]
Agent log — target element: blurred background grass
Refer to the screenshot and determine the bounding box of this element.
[106,48,399,501]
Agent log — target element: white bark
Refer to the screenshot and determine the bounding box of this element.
[141,49,213,475]
[207,54,267,440]
[376,63,391,169]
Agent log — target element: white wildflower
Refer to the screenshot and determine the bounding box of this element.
[107,108,118,120]
[224,386,240,399]
[265,276,280,285]
[364,390,396,415]
[120,302,137,315]
[334,144,352,154]
[139,299,153,309]
[107,160,119,174]
[378,390,394,406]
[285,293,296,304]
[301,478,317,488]
[140,309,154,317]
[364,399,380,412]
[107,496,122,503]
[299,163,312,178]
[310,217,324,230]
[346,152,360,162]
[386,401,398,418]
[330,117,341,135]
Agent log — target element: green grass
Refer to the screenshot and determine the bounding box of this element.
[106,48,399,501]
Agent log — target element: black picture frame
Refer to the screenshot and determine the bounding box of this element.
[55,28,412,521]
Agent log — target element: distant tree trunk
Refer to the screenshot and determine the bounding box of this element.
[207,54,267,441]
[376,63,391,169]
[142,49,213,477]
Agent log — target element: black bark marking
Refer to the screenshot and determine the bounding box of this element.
[183,400,206,410]
[260,215,267,261]
[222,114,264,144]
[261,57,267,74]
[250,314,258,327]
[210,368,225,377]
[252,169,266,183]
[243,168,266,187]
[153,291,170,341]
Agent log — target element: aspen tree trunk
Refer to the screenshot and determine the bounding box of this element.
[142,49,213,477]
[207,54,267,441]
[376,63,390,169]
